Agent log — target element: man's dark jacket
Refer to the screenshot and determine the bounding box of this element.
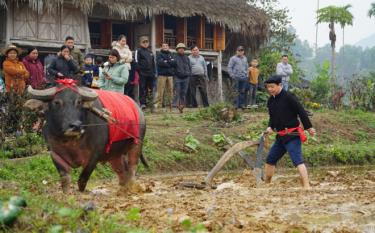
[157,50,176,76]
[135,47,155,77]
[267,90,312,143]
[174,53,191,79]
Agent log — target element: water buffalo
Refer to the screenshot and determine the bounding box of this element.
[24,83,147,193]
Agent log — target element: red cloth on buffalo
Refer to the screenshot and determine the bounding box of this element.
[94,90,140,153]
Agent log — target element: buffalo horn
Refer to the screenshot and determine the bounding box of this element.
[77,87,98,101]
[27,86,56,101]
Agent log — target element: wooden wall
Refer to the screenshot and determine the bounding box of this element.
[156,15,225,51]
[7,2,89,48]
[214,25,225,51]
[155,15,164,47]
[0,8,6,46]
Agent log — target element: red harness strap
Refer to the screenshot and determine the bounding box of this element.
[277,126,307,143]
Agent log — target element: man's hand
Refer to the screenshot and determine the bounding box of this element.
[105,75,112,80]
[307,128,316,137]
[266,127,274,134]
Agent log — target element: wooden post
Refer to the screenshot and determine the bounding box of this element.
[5,1,13,45]
[100,20,112,49]
[155,15,164,48]
[218,50,223,102]
[196,16,203,48]
[176,18,186,45]
[151,15,156,56]
[83,14,91,51]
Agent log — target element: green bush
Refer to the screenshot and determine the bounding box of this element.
[311,60,331,104]
[0,133,45,159]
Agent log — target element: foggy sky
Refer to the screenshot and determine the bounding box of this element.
[279,0,375,48]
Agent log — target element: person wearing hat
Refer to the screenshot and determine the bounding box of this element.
[264,75,316,189]
[81,54,99,87]
[22,47,46,90]
[174,43,191,113]
[135,36,155,110]
[2,45,30,94]
[228,46,248,109]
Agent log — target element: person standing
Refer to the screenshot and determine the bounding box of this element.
[135,36,155,110]
[228,46,248,109]
[188,45,209,108]
[98,49,128,93]
[82,54,99,88]
[64,36,84,68]
[48,45,80,80]
[174,43,191,113]
[264,75,316,189]
[112,35,133,70]
[247,59,260,107]
[276,55,293,91]
[2,45,30,94]
[154,42,176,110]
[22,47,46,90]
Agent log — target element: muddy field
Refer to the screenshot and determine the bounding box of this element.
[48,167,375,233]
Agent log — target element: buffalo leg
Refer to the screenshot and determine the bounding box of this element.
[108,156,127,186]
[78,157,98,192]
[51,151,72,193]
[124,145,141,186]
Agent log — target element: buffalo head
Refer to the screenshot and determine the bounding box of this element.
[24,85,98,137]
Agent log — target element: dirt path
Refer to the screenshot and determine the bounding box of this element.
[55,167,375,233]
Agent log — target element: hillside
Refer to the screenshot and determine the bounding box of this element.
[355,33,375,48]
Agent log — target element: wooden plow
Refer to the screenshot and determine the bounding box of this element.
[181,133,269,189]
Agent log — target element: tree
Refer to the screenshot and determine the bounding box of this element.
[249,0,296,53]
[368,2,375,18]
[317,5,354,86]
[339,4,354,54]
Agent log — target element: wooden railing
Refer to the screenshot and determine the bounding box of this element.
[205,38,214,50]
[164,34,176,48]
[187,36,197,48]
[90,32,101,48]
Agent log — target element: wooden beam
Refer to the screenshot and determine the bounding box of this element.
[214,25,225,51]
[100,20,111,49]
[5,1,13,45]
[155,15,164,48]
[151,15,156,55]
[218,50,223,102]
[176,17,186,45]
[196,16,203,48]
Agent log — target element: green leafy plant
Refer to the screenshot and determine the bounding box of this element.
[184,134,200,152]
[212,134,226,145]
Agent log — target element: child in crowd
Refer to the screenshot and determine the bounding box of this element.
[82,54,99,88]
[247,59,260,108]
[91,56,103,89]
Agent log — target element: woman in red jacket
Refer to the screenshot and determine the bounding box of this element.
[22,47,46,89]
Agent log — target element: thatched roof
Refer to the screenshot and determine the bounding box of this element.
[1,0,269,45]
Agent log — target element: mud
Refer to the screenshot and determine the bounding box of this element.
[60,167,375,233]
